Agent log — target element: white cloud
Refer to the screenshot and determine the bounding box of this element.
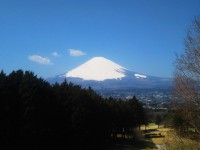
[28,55,52,65]
[52,51,60,57]
[69,49,86,56]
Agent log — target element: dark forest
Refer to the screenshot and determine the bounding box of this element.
[0,70,146,150]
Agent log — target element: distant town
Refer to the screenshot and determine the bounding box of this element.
[98,89,174,109]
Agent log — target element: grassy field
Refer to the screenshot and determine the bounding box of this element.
[141,123,200,150]
[110,123,200,150]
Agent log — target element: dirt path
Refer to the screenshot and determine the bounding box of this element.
[156,144,166,150]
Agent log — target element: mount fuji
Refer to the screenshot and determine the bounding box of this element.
[48,57,172,93]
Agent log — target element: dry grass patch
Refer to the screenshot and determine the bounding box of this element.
[164,131,200,150]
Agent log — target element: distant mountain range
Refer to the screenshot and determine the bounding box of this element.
[48,57,172,94]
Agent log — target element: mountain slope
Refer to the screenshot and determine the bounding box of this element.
[48,57,172,91]
[65,57,127,81]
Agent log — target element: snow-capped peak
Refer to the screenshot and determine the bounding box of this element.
[65,57,127,81]
[135,73,147,79]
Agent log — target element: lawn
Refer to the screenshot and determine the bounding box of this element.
[110,123,200,150]
[142,123,200,150]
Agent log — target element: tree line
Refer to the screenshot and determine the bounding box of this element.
[0,70,146,149]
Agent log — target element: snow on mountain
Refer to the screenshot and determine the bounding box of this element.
[134,74,147,79]
[65,57,127,81]
[47,56,172,92]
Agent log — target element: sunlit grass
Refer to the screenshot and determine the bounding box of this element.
[111,123,200,150]
[142,123,200,150]
[164,130,200,150]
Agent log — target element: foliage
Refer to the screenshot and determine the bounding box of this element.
[0,70,146,149]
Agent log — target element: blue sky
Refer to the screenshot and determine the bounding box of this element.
[0,0,200,78]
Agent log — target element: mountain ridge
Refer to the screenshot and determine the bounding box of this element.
[47,57,172,92]
[65,56,149,81]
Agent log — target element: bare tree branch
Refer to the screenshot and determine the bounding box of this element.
[174,17,200,132]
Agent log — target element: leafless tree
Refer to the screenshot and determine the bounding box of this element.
[174,16,200,132]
